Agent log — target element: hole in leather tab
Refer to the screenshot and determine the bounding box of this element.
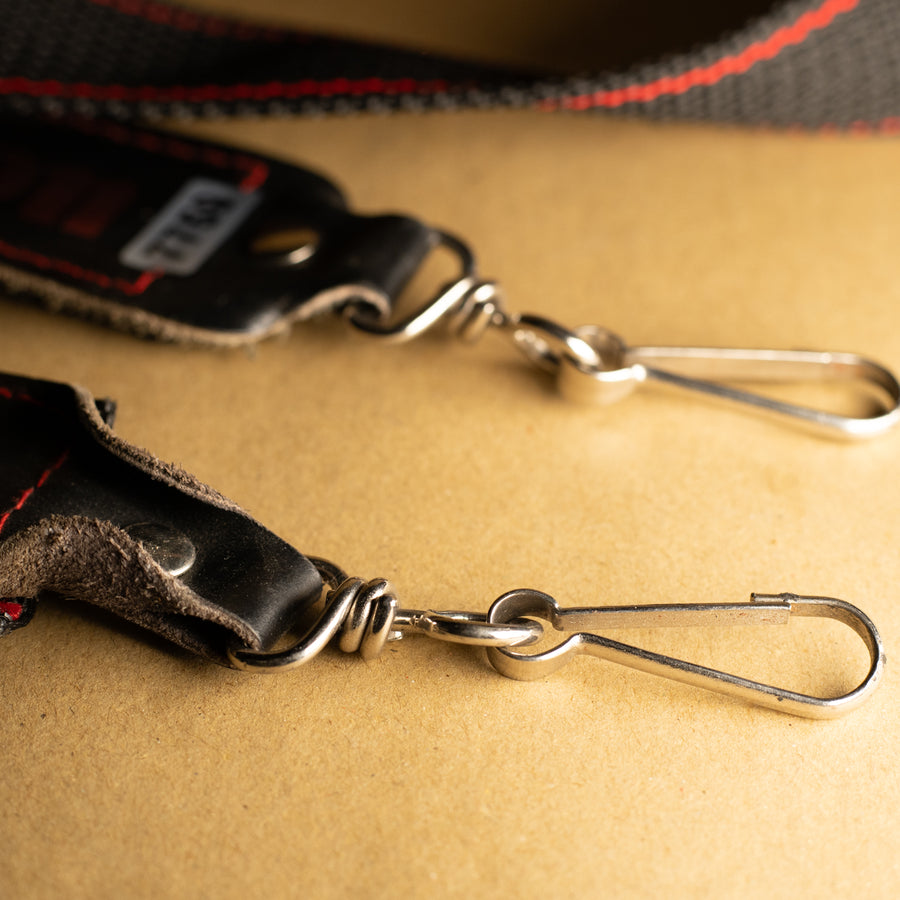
[249,226,320,266]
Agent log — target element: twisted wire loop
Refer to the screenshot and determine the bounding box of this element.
[339,226,900,436]
[445,280,508,343]
[227,557,542,673]
[336,226,599,370]
[343,230,509,346]
[334,576,398,662]
[227,561,398,672]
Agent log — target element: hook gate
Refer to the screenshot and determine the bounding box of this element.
[486,590,884,719]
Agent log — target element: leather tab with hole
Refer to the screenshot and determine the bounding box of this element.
[0,117,439,344]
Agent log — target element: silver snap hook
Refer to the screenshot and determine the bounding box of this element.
[486,589,884,719]
[556,328,900,438]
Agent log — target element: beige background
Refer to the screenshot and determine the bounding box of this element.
[4,3,900,898]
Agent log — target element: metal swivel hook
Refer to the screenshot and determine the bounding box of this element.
[512,318,900,439]
[342,229,900,438]
[227,559,884,719]
[486,589,884,719]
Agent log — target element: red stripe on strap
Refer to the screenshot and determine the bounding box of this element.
[547,0,860,110]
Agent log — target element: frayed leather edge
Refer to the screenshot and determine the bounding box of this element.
[0,515,260,660]
[0,258,390,346]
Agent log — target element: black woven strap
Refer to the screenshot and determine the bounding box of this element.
[0,0,897,128]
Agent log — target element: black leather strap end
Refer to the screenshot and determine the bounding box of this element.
[0,118,440,344]
[0,371,324,664]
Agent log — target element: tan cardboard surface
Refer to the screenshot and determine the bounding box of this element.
[3,4,900,898]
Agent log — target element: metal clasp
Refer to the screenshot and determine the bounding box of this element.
[514,320,900,440]
[343,230,900,439]
[486,590,884,719]
[227,559,884,719]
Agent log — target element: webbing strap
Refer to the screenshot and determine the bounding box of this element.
[0,0,897,128]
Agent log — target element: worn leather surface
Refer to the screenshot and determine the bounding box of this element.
[4,2,900,899]
[0,117,438,343]
[0,370,323,660]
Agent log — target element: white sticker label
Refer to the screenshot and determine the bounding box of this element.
[119,178,260,276]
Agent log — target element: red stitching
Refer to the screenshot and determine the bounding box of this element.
[0,237,162,295]
[0,387,43,406]
[0,121,270,295]
[0,0,857,109]
[543,0,860,110]
[0,450,70,537]
[0,389,69,540]
[0,0,863,112]
[63,119,270,192]
[0,75,451,104]
[85,0,293,42]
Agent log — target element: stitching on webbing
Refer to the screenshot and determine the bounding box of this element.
[85,0,294,42]
[0,0,859,110]
[0,75,453,104]
[544,0,860,110]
